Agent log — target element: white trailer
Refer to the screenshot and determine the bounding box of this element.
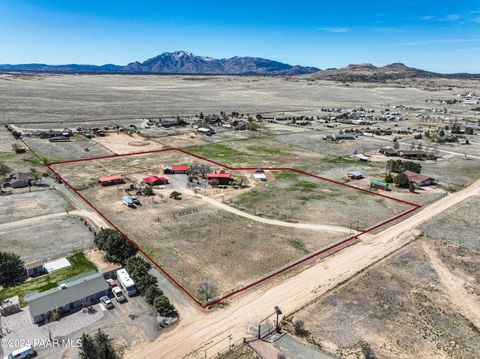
[116,268,137,296]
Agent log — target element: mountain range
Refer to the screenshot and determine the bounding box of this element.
[1,51,478,80]
[0,51,319,75]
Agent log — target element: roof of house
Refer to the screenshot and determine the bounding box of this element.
[26,271,107,318]
[143,176,168,183]
[404,170,434,183]
[171,165,189,171]
[348,171,363,177]
[24,260,44,270]
[208,172,232,179]
[98,175,123,183]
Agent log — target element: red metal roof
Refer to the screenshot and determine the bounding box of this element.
[208,173,232,179]
[143,176,168,183]
[171,166,189,171]
[98,175,123,182]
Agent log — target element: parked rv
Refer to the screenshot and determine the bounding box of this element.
[116,269,137,296]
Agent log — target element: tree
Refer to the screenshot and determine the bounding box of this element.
[144,285,163,306]
[199,112,204,119]
[293,320,309,337]
[170,191,182,200]
[153,295,174,316]
[392,140,400,150]
[439,129,445,137]
[94,329,118,359]
[394,173,410,188]
[79,333,98,359]
[0,251,24,286]
[255,114,263,121]
[143,186,153,196]
[384,174,393,183]
[125,256,151,275]
[94,229,137,265]
[197,280,217,302]
[0,161,11,177]
[409,183,416,193]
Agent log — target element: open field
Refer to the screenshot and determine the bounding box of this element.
[284,195,480,359]
[23,136,112,161]
[0,190,70,224]
[2,73,480,125]
[0,215,94,262]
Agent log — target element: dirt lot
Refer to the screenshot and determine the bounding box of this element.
[0,215,94,262]
[284,195,480,359]
[92,133,164,154]
[23,136,112,161]
[0,190,70,224]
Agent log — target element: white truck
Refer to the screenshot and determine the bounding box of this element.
[116,268,137,296]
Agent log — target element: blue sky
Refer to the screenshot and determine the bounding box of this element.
[1,1,480,72]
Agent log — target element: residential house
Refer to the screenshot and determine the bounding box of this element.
[98,175,124,186]
[404,170,436,187]
[25,271,108,324]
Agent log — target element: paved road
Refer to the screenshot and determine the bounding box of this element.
[126,179,480,359]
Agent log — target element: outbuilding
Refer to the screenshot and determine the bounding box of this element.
[9,172,32,188]
[163,165,190,174]
[348,171,364,180]
[98,175,124,186]
[370,180,389,191]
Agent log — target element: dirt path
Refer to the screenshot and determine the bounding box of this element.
[189,190,358,234]
[422,243,480,327]
[125,179,480,359]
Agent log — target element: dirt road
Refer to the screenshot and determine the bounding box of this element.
[126,178,480,359]
[423,243,480,327]
[190,190,358,234]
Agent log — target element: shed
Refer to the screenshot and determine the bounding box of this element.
[24,260,45,278]
[98,175,124,186]
[10,172,32,188]
[348,171,363,180]
[370,180,389,190]
[163,165,190,174]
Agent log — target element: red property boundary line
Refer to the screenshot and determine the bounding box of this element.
[45,148,421,308]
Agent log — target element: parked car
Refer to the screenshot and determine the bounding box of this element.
[3,345,36,359]
[112,287,126,303]
[100,296,114,309]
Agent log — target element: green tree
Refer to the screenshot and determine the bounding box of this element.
[143,186,153,196]
[384,174,393,183]
[170,191,182,200]
[94,329,118,359]
[0,161,11,177]
[394,173,410,188]
[409,183,416,193]
[153,295,174,316]
[94,229,137,265]
[0,251,24,285]
[199,112,204,119]
[144,285,163,306]
[79,333,98,359]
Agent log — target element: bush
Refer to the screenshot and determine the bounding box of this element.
[384,174,393,183]
[94,229,137,265]
[394,173,410,188]
[144,285,163,305]
[409,183,416,193]
[153,295,174,316]
[0,252,24,286]
[293,320,309,337]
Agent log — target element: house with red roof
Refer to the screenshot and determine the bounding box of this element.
[404,170,436,187]
[98,175,124,186]
[207,170,234,186]
[143,176,169,186]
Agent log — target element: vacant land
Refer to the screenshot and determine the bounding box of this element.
[285,195,480,359]
[0,190,70,224]
[3,73,474,125]
[0,215,94,262]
